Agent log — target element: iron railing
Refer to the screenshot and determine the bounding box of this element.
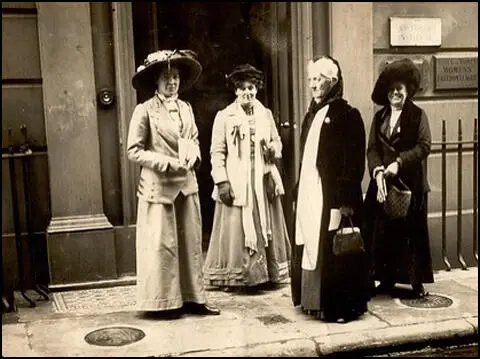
[431,118,478,271]
[2,125,49,311]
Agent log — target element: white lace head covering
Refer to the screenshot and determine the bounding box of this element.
[307,57,339,82]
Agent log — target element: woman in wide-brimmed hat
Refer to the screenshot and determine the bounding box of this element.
[203,63,291,291]
[363,58,434,298]
[127,49,220,318]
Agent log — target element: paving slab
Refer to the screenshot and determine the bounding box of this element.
[1,323,38,357]
[21,307,306,357]
[369,280,478,326]
[452,276,479,291]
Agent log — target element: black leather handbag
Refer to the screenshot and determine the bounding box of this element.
[384,178,412,219]
[332,215,365,256]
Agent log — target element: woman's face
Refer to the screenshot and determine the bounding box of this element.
[308,73,334,102]
[157,66,180,97]
[387,82,408,109]
[235,81,258,105]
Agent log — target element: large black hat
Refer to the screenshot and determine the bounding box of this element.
[132,49,202,93]
[226,64,264,88]
[371,58,421,106]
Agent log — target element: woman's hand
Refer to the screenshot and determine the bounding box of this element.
[384,161,399,178]
[218,181,234,206]
[339,206,354,217]
[168,159,187,173]
[185,153,199,170]
[375,171,387,203]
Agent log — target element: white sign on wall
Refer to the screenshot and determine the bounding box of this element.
[390,17,442,47]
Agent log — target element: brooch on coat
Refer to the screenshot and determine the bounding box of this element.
[324,117,331,124]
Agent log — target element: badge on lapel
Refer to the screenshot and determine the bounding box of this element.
[324,117,331,124]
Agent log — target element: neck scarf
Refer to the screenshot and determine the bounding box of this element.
[299,75,344,160]
[156,90,178,103]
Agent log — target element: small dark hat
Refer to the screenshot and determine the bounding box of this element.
[226,64,264,88]
[371,58,421,106]
[132,49,202,93]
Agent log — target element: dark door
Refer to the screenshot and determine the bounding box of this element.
[2,2,51,290]
[131,2,285,245]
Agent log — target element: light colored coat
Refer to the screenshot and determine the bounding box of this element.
[210,99,284,206]
[127,95,200,204]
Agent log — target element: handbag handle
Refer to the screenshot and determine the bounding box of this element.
[390,177,410,192]
[338,214,355,232]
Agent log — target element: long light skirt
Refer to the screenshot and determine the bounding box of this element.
[135,193,206,311]
[203,196,291,287]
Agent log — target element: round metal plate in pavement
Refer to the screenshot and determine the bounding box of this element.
[400,294,453,308]
[84,326,145,347]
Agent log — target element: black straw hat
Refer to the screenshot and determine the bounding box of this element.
[132,49,202,93]
[226,64,264,88]
[371,58,421,106]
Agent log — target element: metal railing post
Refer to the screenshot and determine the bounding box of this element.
[473,117,478,263]
[457,119,468,270]
[441,120,451,271]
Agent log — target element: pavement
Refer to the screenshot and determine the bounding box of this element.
[1,267,478,357]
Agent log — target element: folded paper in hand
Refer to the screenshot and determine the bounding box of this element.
[178,139,196,165]
[328,209,342,231]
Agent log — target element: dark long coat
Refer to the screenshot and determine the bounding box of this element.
[363,99,434,285]
[291,98,371,321]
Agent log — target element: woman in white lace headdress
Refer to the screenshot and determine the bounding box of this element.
[291,56,371,323]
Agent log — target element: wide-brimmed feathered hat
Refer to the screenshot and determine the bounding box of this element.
[371,58,421,106]
[132,49,202,93]
[226,64,264,88]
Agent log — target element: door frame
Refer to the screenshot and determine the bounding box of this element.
[111,2,137,225]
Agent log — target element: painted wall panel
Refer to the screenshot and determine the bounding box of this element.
[2,15,41,79]
[2,2,36,9]
[373,2,478,49]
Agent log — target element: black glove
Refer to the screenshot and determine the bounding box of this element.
[218,181,234,206]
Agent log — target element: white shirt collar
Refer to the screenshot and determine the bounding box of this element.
[156,90,178,103]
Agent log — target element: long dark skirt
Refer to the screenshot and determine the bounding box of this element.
[292,217,371,322]
[364,188,434,285]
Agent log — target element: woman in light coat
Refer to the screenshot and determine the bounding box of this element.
[127,49,220,318]
[203,64,291,290]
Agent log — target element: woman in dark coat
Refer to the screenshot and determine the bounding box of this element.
[291,56,370,323]
[363,58,434,298]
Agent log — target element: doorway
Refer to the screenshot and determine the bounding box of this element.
[131,2,283,245]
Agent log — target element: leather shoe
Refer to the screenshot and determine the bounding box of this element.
[412,283,429,298]
[375,281,395,295]
[142,308,183,320]
[183,302,221,316]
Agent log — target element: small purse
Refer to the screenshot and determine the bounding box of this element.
[332,215,365,256]
[260,139,277,202]
[263,172,276,202]
[384,178,412,219]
